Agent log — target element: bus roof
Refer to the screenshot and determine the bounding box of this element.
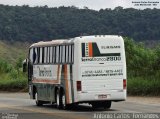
[30,35,122,48]
[30,39,67,48]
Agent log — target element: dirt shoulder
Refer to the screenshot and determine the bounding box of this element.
[127,96,160,105]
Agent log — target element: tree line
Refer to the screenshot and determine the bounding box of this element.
[0,5,160,42]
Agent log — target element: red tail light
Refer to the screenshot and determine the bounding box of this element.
[123,79,126,89]
[77,81,81,91]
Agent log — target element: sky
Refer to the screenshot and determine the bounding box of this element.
[0,0,159,10]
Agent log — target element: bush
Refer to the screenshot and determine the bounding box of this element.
[127,78,160,96]
[0,78,27,91]
[0,59,13,73]
[0,58,27,92]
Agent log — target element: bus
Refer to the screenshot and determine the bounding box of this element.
[23,35,127,109]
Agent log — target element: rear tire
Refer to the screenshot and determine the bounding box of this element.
[35,92,43,106]
[61,91,67,110]
[56,89,68,110]
[103,101,112,109]
[92,101,112,109]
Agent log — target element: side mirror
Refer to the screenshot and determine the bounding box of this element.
[23,59,28,72]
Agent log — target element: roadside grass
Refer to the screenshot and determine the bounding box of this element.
[0,67,28,92]
[0,78,27,92]
[127,77,160,96]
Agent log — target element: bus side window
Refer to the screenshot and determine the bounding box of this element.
[66,45,68,63]
[62,45,65,64]
[40,47,42,64]
[56,46,59,64]
[42,47,44,63]
[33,48,37,64]
[71,44,74,63]
[29,48,33,63]
[47,47,50,63]
[50,47,53,63]
[53,46,56,63]
[34,47,39,64]
[68,45,71,63]
[37,47,40,64]
[59,46,62,63]
[44,47,47,63]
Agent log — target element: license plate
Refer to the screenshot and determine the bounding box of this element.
[98,94,107,99]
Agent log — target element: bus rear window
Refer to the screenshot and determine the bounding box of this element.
[81,42,120,57]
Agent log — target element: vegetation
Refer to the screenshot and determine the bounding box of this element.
[0,5,160,95]
[125,38,160,96]
[0,5,160,42]
[0,37,160,95]
[127,78,160,96]
[0,57,27,92]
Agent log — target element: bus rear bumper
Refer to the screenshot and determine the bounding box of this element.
[76,90,126,103]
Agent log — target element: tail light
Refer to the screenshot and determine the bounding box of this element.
[123,79,126,89]
[77,81,81,91]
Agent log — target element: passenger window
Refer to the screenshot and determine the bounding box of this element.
[56,46,59,63]
[68,45,71,63]
[44,47,47,63]
[29,48,33,63]
[62,45,66,63]
[53,46,56,63]
[47,47,50,63]
[50,47,53,63]
[34,48,38,64]
[66,45,68,63]
[40,47,42,64]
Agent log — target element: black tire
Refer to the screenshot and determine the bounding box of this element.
[35,92,43,106]
[56,89,69,110]
[56,89,70,110]
[92,102,100,109]
[103,101,112,109]
[92,101,112,109]
[60,90,67,110]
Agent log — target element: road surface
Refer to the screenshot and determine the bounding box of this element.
[0,93,160,119]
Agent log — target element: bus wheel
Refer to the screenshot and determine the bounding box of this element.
[92,102,99,109]
[103,101,112,109]
[35,92,43,106]
[61,91,67,109]
[56,89,67,109]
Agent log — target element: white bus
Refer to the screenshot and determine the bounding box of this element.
[24,35,127,109]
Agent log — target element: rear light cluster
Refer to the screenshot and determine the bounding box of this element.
[77,81,81,91]
[123,79,126,89]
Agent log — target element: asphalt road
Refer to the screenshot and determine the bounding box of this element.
[0,93,160,119]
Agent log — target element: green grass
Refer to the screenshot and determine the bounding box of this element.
[0,40,29,92]
[127,77,160,96]
[0,78,27,92]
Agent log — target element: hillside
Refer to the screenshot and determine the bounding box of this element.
[0,5,160,42]
[0,40,29,64]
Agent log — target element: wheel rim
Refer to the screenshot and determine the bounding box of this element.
[56,92,59,106]
[35,92,38,104]
[62,94,66,108]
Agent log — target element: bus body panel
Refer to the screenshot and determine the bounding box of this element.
[27,35,126,106]
[74,36,126,102]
